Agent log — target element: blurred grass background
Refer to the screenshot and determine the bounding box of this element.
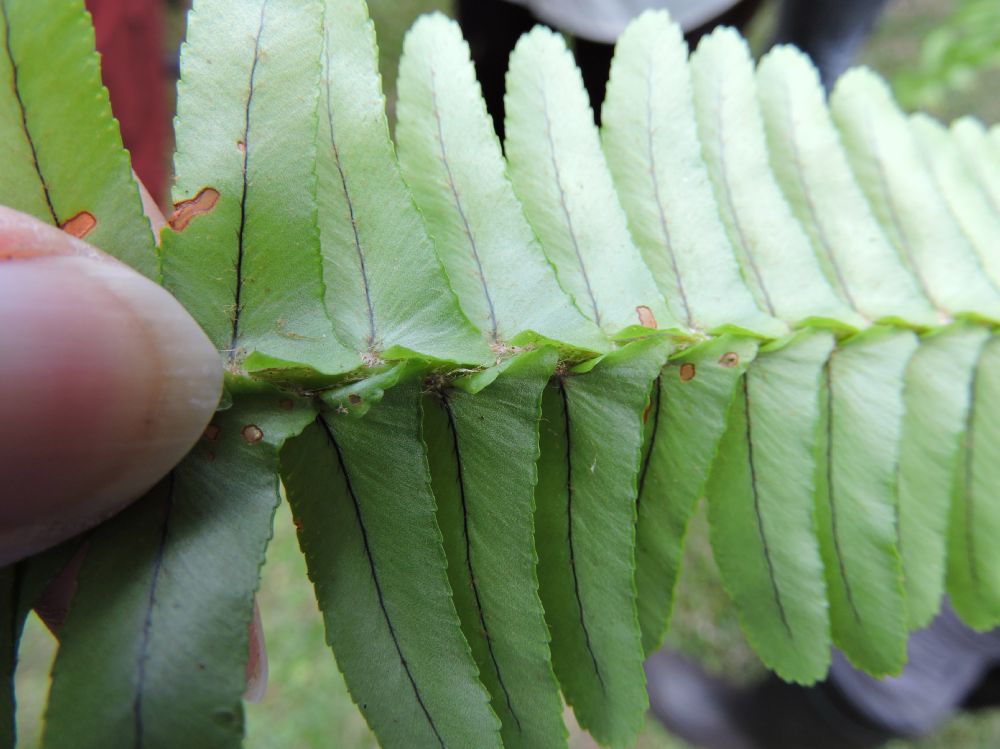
[12,0,1000,746]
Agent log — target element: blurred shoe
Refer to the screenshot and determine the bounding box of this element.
[645,650,896,749]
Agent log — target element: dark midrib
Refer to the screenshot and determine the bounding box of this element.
[645,64,692,327]
[558,379,605,689]
[133,473,175,749]
[324,29,376,348]
[780,81,859,313]
[742,376,791,636]
[713,86,775,317]
[2,1,58,225]
[317,416,446,748]
[540,83,602,328]
[440,395,520,732]
[824,360,861,623]
[963,359,981,588]
[430,69,499,342]
[635,374,663,512]
[229,2,267,362]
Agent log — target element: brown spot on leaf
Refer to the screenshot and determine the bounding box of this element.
[679,362,696,381]
[60,211,97,239]
[719,352,740,368]
[242,424,264,444]
[168,187,220,231]
[347,394,362,405]
[642,400,653,423]
[203,423,221,441]
[278,399,294,411]
[205,450,216,463]
[237,140,246,155]
[636,305,657,329]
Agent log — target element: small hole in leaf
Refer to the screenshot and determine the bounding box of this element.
[636,305,657,329]
[242,424,263,444]
[168,187,220,231]
[679,362,696,381]
[60,211,97,239]
[719,352,740,367]
[237,140,246,155]
[203,424,221,441]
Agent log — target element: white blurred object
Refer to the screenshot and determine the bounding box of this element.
[505,0,741,42]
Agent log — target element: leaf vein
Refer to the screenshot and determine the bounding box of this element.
[824,359,862,623]
[429,68,499,342]
[1,0,58,225]
[439,394,521,732]
[229,0,268,362]
[132,473,175,749]
[316,416,446,748]
[558,378,605,690]
[742,375,792,636]
[323,26,377,350]
[539,81,602,328]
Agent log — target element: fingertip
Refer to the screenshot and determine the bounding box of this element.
[0,252,222,563]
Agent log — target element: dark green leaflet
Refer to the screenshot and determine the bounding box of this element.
[280,381,501,749]
[422,348,565,748]
[42,395,312,749]
[707,331,832,683]
[947,336,1000,630]
[0,0,155,276]
[815,328,917,676]
[535,337,670,747]
[316,0,491,366]
[161,0,358,380]
[635,335,757,655]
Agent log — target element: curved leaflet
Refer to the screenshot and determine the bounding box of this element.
[815,328,917,675]
[505,27,675,339]
[422,349,566,748]
[756,45,936,328]
[898,324,990,628]
[689,29,860,329]
[635,335,758,655]
[43,394,315,749]
[0,0,155,276]
[396,14,608,356]
[535,337,670,747]
[315,0,490,365]
[601,11,784,339]
[161,0,358,379]
[706,331,833,683]
[280,381,501,749]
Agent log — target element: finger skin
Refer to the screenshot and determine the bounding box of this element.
[0,206,222,564]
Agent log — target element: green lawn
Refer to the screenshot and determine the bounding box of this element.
[12,0,1000,746]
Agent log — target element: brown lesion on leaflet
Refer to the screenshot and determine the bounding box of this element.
[60,211,97,239]
[636,305,657,329]
[167,187,220,232]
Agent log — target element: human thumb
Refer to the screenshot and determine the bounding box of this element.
[0,206,222,565]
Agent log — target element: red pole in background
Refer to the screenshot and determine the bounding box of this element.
[86,0,170,204]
